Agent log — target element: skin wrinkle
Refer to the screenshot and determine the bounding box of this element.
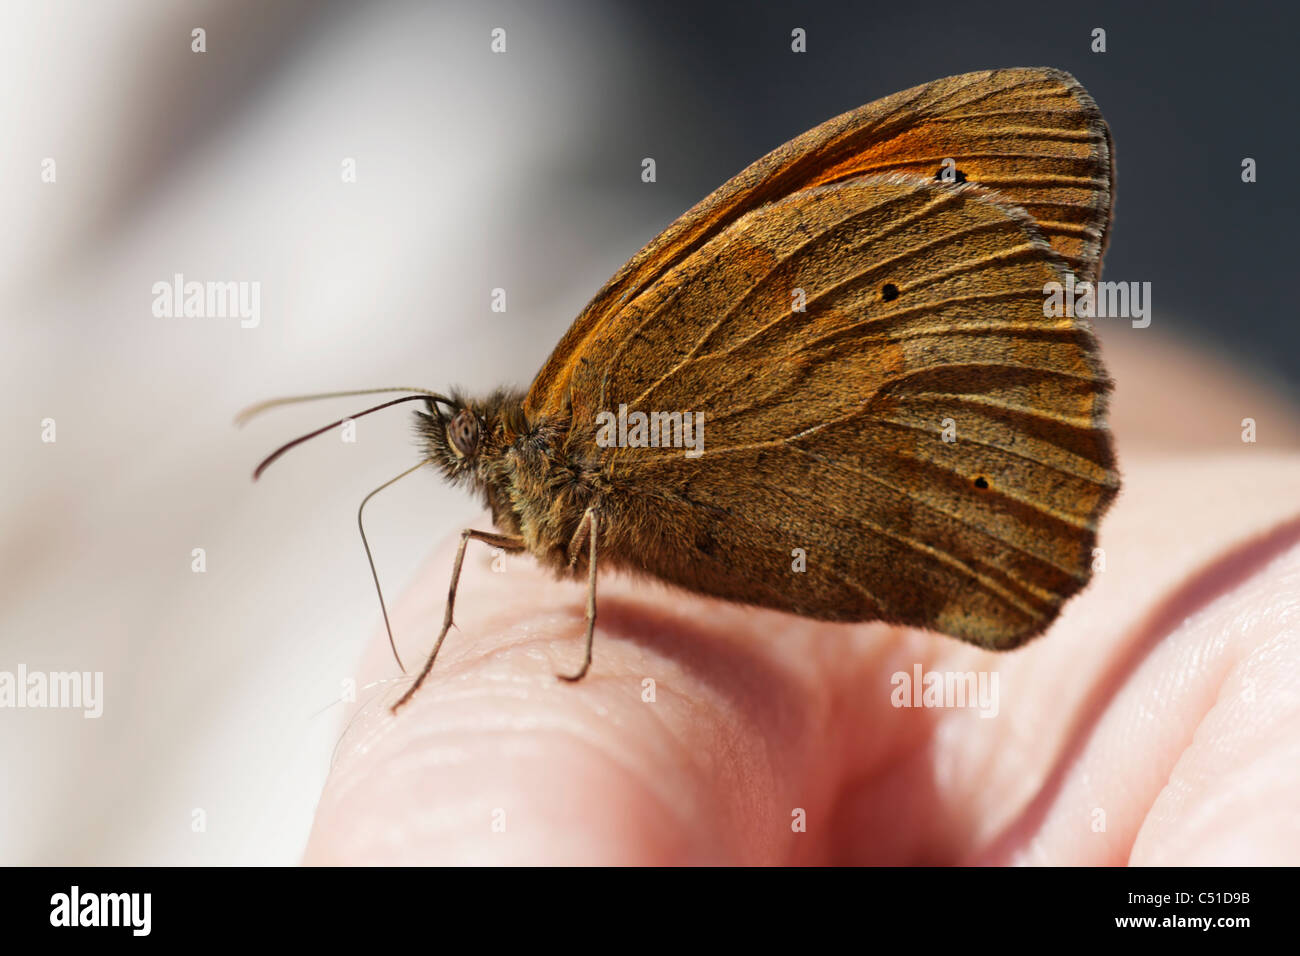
[362,733,692,864]
[583,597,814,859]
[331,700,697,862]
[1130,555,1300,864]
[1145,594,1296,861]
[981,512,1300,863]
[404,724,693,838]
[320,589,812,862]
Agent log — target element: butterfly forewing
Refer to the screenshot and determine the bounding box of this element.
[526,67,1112,422]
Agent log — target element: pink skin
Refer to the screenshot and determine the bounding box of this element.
[304,340,1300,865]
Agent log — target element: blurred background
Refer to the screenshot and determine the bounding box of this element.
[2,0,1296,864]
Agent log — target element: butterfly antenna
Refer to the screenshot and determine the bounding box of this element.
[246,394,454,480]
[235,387,455,426]
[358,460,433,673]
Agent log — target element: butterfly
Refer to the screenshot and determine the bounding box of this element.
[244,67,1119,712]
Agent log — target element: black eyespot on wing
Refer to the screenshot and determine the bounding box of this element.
[973,476,989,489]
[882,283,899,302]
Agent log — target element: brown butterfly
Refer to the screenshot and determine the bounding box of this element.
[243,67,1119,712]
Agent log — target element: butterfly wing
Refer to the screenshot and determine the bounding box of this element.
[569,174,1117,648]
[526,67,1112,422]
[526,68,1118,647]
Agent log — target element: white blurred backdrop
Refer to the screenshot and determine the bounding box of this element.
[0,0,661,865]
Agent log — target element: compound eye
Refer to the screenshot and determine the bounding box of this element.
[447,409,479,458]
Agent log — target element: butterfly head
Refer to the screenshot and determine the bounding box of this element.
[415,388,528,492]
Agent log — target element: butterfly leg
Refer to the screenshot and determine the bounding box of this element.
[391,528,526,713]
[558,505,599,682]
